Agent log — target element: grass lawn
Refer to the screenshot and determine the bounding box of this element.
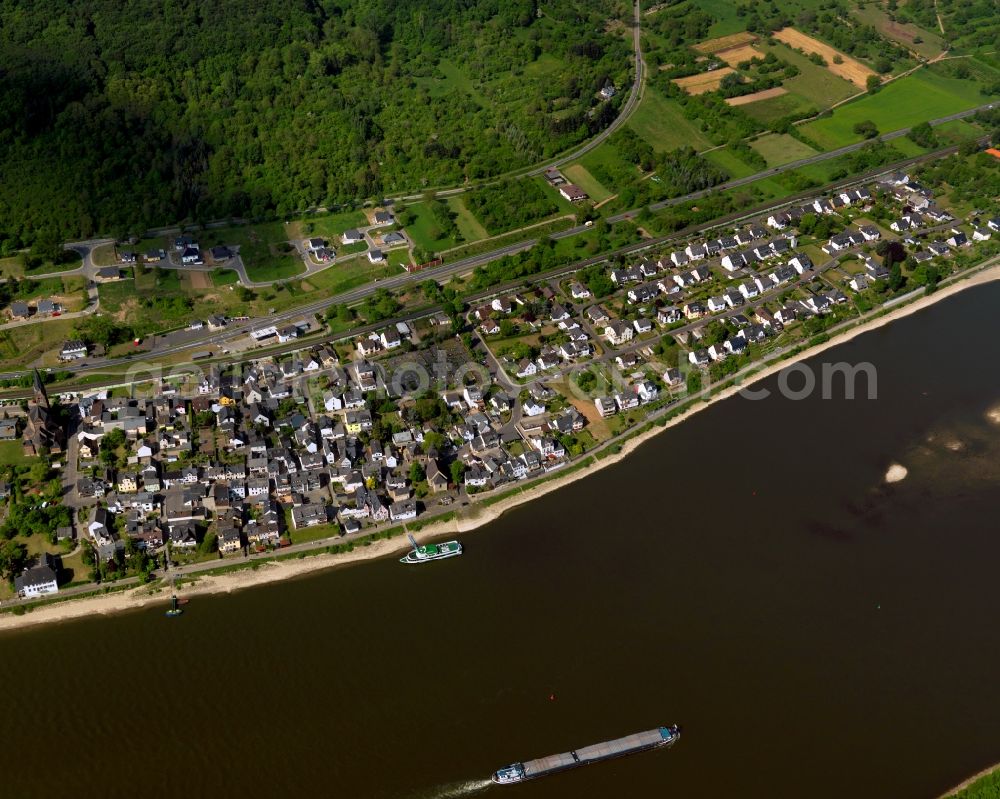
[404,201,460,252]
[308,257,399,297]
[799,69,988,151]
[762,42,860,107]
[751,133,819,166]
[0,441,37,467]
[447,196,489,241]
[0,318,78,368]
[575,142,642,194]
[704,147,760,179]
[562,164,613,202]
[292,209,368,240]
[387,249,413,270]
[91,243,118,266]
[210,269,240,287]
[627,87,713,152]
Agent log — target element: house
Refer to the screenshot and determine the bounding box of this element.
[60,340,88,361]
[9,301,30,319]
[570,282,591,300]
[390,499,417,521]
[426,460,450,493]
[586,305,610,325]
[988,218,1000,233]
[291,503,328,529]
[95,267,122,282]
[0,419,16,441]
[633,318,653,334]
[604,322,634,347]
[946,229,969,248]
[36,299,56,315]
[849,274,870,292]
[373,210,394,226]
[367,248,385,263]
[788,253,813,274]
[594,397,617,417]
[210,245,232,261]
[382,231,405,246]
[342,229,364,245]
[972,226,993,242]
[689,349,709,366]
[181,246,203,265]
[707,296,727,313]
[14,553,59,598]
[559,184,588,202]
[515,359,537,379]
[307,237,326,252]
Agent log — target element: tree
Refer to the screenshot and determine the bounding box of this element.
[449,461,465,486]
[853,120,879,139]
[866,75,882,94]
[409,462,426,484]
[0,539,27,582]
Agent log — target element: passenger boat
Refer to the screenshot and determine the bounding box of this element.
[399,534,463,564]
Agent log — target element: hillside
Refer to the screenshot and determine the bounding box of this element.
[0,0,631,249]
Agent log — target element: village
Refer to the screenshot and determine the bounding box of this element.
[5,166,999,600]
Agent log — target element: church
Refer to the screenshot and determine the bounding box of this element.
[23,369,63,457]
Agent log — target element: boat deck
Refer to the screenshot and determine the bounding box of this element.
[575,729,666,762]
[522,752,577,777]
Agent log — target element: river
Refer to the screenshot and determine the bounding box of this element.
[5,283,1000,799]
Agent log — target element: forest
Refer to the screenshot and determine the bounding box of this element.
[0,0,631,250]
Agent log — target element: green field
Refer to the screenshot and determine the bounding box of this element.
[199,220,305,283]
[763,42,861,107]
[447,196,489,241]
[295,209,368,240]
[210,269,240,287]
[751,133,819,166]
[800,69,989,151]
[740,91,818,125]
[0,318,78,368]
[405,201,460,252]
[571,141,642,195]
[562,163,613,202]
[627,87,713,152]
[703,147,759,179]
[0,441,36,467]
[523,52,564,78]
[691,0,747,36]
[415,58,490,107]
[307,256,398,296]
[851,4,946,59]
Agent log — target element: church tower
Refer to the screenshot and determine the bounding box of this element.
[32,368,50,410]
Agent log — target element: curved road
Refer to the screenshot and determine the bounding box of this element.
[386,0,646,202]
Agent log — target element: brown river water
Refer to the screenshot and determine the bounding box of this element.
[4,283,1000,799]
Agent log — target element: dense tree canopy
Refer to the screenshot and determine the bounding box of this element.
[0,0,631,248]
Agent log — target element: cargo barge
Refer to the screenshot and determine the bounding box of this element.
[492,724,680,785]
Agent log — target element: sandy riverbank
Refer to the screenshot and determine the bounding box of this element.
[3,263,1000,633]
[936,759,1000,798]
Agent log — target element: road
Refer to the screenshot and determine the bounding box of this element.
[526,0,645,174]
[0,139,975,387]
[384,0,647,201]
